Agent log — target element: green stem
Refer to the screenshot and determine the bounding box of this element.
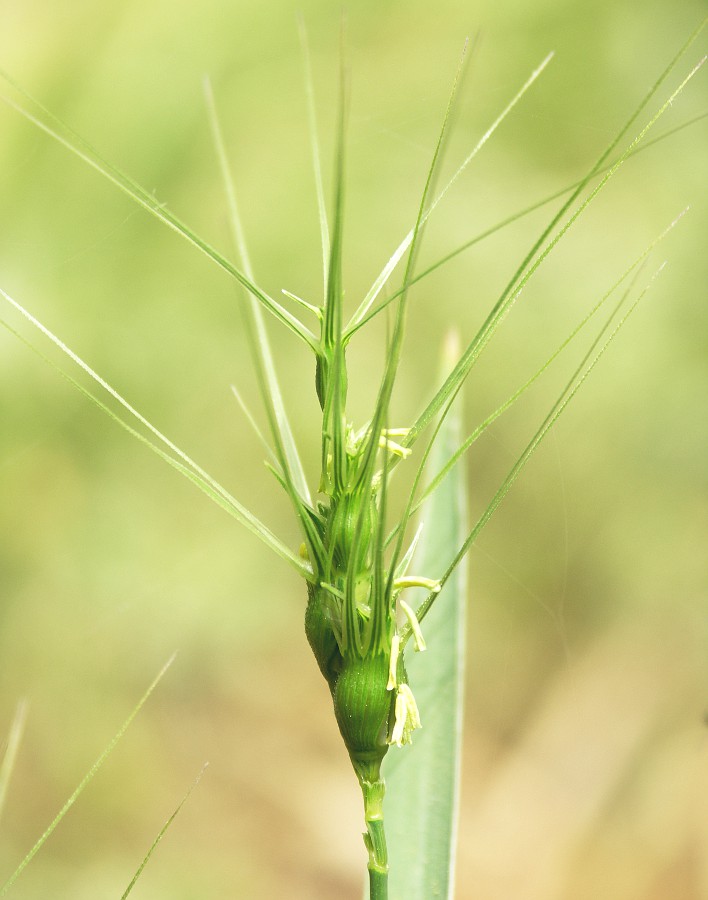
[368,867,388,900]
[361,775,388,899]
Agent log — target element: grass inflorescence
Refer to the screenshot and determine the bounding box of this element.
[0,17,705,898]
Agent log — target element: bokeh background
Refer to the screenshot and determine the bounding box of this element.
[1,1,706,898]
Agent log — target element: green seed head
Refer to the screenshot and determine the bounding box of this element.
[333,651,393,769]
[304,582,342,691]
[326,488,376,574]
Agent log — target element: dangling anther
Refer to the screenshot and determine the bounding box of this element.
[398,599,427,652]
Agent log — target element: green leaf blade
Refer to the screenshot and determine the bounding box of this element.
[384,333,468,900]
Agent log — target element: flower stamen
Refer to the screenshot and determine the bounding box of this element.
[390,683,422,747]
[398,599,427,652]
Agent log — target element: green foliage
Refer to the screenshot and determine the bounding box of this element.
[385,335,467,899]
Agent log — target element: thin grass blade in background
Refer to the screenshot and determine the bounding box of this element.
[0,701,28,829]
[120,763,208,899]
[384,332,468,899]
[0,657,174,896]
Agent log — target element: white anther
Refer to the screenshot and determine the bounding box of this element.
[398,599,427,652]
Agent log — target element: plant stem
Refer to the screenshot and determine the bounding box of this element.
[361,775,388,899]
[369,867,388,900]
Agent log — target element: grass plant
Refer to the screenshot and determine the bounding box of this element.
[0,17,705,898]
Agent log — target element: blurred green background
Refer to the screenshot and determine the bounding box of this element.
[1,1,706,897]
